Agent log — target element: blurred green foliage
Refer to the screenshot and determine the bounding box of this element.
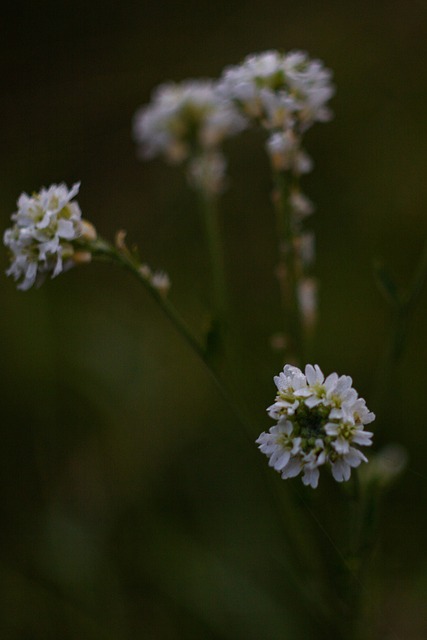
[2,0,427,637]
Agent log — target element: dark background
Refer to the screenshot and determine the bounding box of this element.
[1,1,427,638]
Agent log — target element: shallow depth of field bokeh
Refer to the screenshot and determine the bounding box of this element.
[2,1,427,638]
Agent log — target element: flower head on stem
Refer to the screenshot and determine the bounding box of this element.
[218,49,334,126]
[218,51,334,362]
[257,364,375,488]
[132,79,246,194]
[3,182,96,290]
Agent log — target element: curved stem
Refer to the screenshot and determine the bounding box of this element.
[90,237,252,439]
[87,236,335,627]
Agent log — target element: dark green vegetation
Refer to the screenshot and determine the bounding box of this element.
[1,1,427,637]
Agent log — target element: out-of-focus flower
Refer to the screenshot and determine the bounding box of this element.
[266,131,313,174]
[132,80,246,164]
[297,278,318,330]
[138,263,171,297]
[218,50,333,174]
[151,270,171,297]
[360,443,408,488]
[256,364,374,488]
[289,191,315,219]
[187,151,227,195]
[218,50,334,134]
[3,182,94,290]
[132,79,246,194]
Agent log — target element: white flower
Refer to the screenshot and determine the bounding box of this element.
[132,79,246,164]
[151,270,171,297]
[289,191,315,219]
[302,439,326,488]
[330,448,367,482]
[218,50,334,134]
[294,231,316,267]
[265,130,313,175]
[138,263,171,297]
[4,182,89,290]
[359,443,408,487]
[187,151,227,194]
[257,364,374,488]
[297,278,317,330]
[258,418,302,471]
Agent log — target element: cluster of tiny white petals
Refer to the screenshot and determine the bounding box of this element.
[218,50,334,171]
[256,364,374,488]
[132,79,246,164]
[218,50,334,133]
[4,183,84,290]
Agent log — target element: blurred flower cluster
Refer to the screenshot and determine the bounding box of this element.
[4,50,334,299]
[132,80,246,194]
[131,50,334,334]
[132,50,334,195]
[218,50,334,171]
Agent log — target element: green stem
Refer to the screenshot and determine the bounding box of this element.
[199,192,228,319]
[89,237,252,438]
[197,190,229,361]
[91,239,206,360]
[404,236,427,311]
[273,171,304,365]
[341,473,381,640]
[87,236,334,627]
[390,236,427,363]
[374,237,427,416]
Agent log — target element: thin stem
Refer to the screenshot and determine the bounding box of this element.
[339,472,381,640]
[196,190,229,362]
[374,237,427,416]
[90,238,254,441]
[88,236,335,627]
[198,192,228,321]
[345,474,364,639]
[404,236,427,311]
[273,171,305,365]
[389,236,427,363]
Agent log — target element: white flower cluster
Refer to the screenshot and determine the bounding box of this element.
[132,80,246,193]
[218,50,334,133]
[133,80,246,161]
[218,50,334,173]
[256,364,374,488]
[132,51,333,196]
[3,183,91,290]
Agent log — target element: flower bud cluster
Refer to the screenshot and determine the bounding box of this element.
[256,364,374,488]
[3,182,92,290]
